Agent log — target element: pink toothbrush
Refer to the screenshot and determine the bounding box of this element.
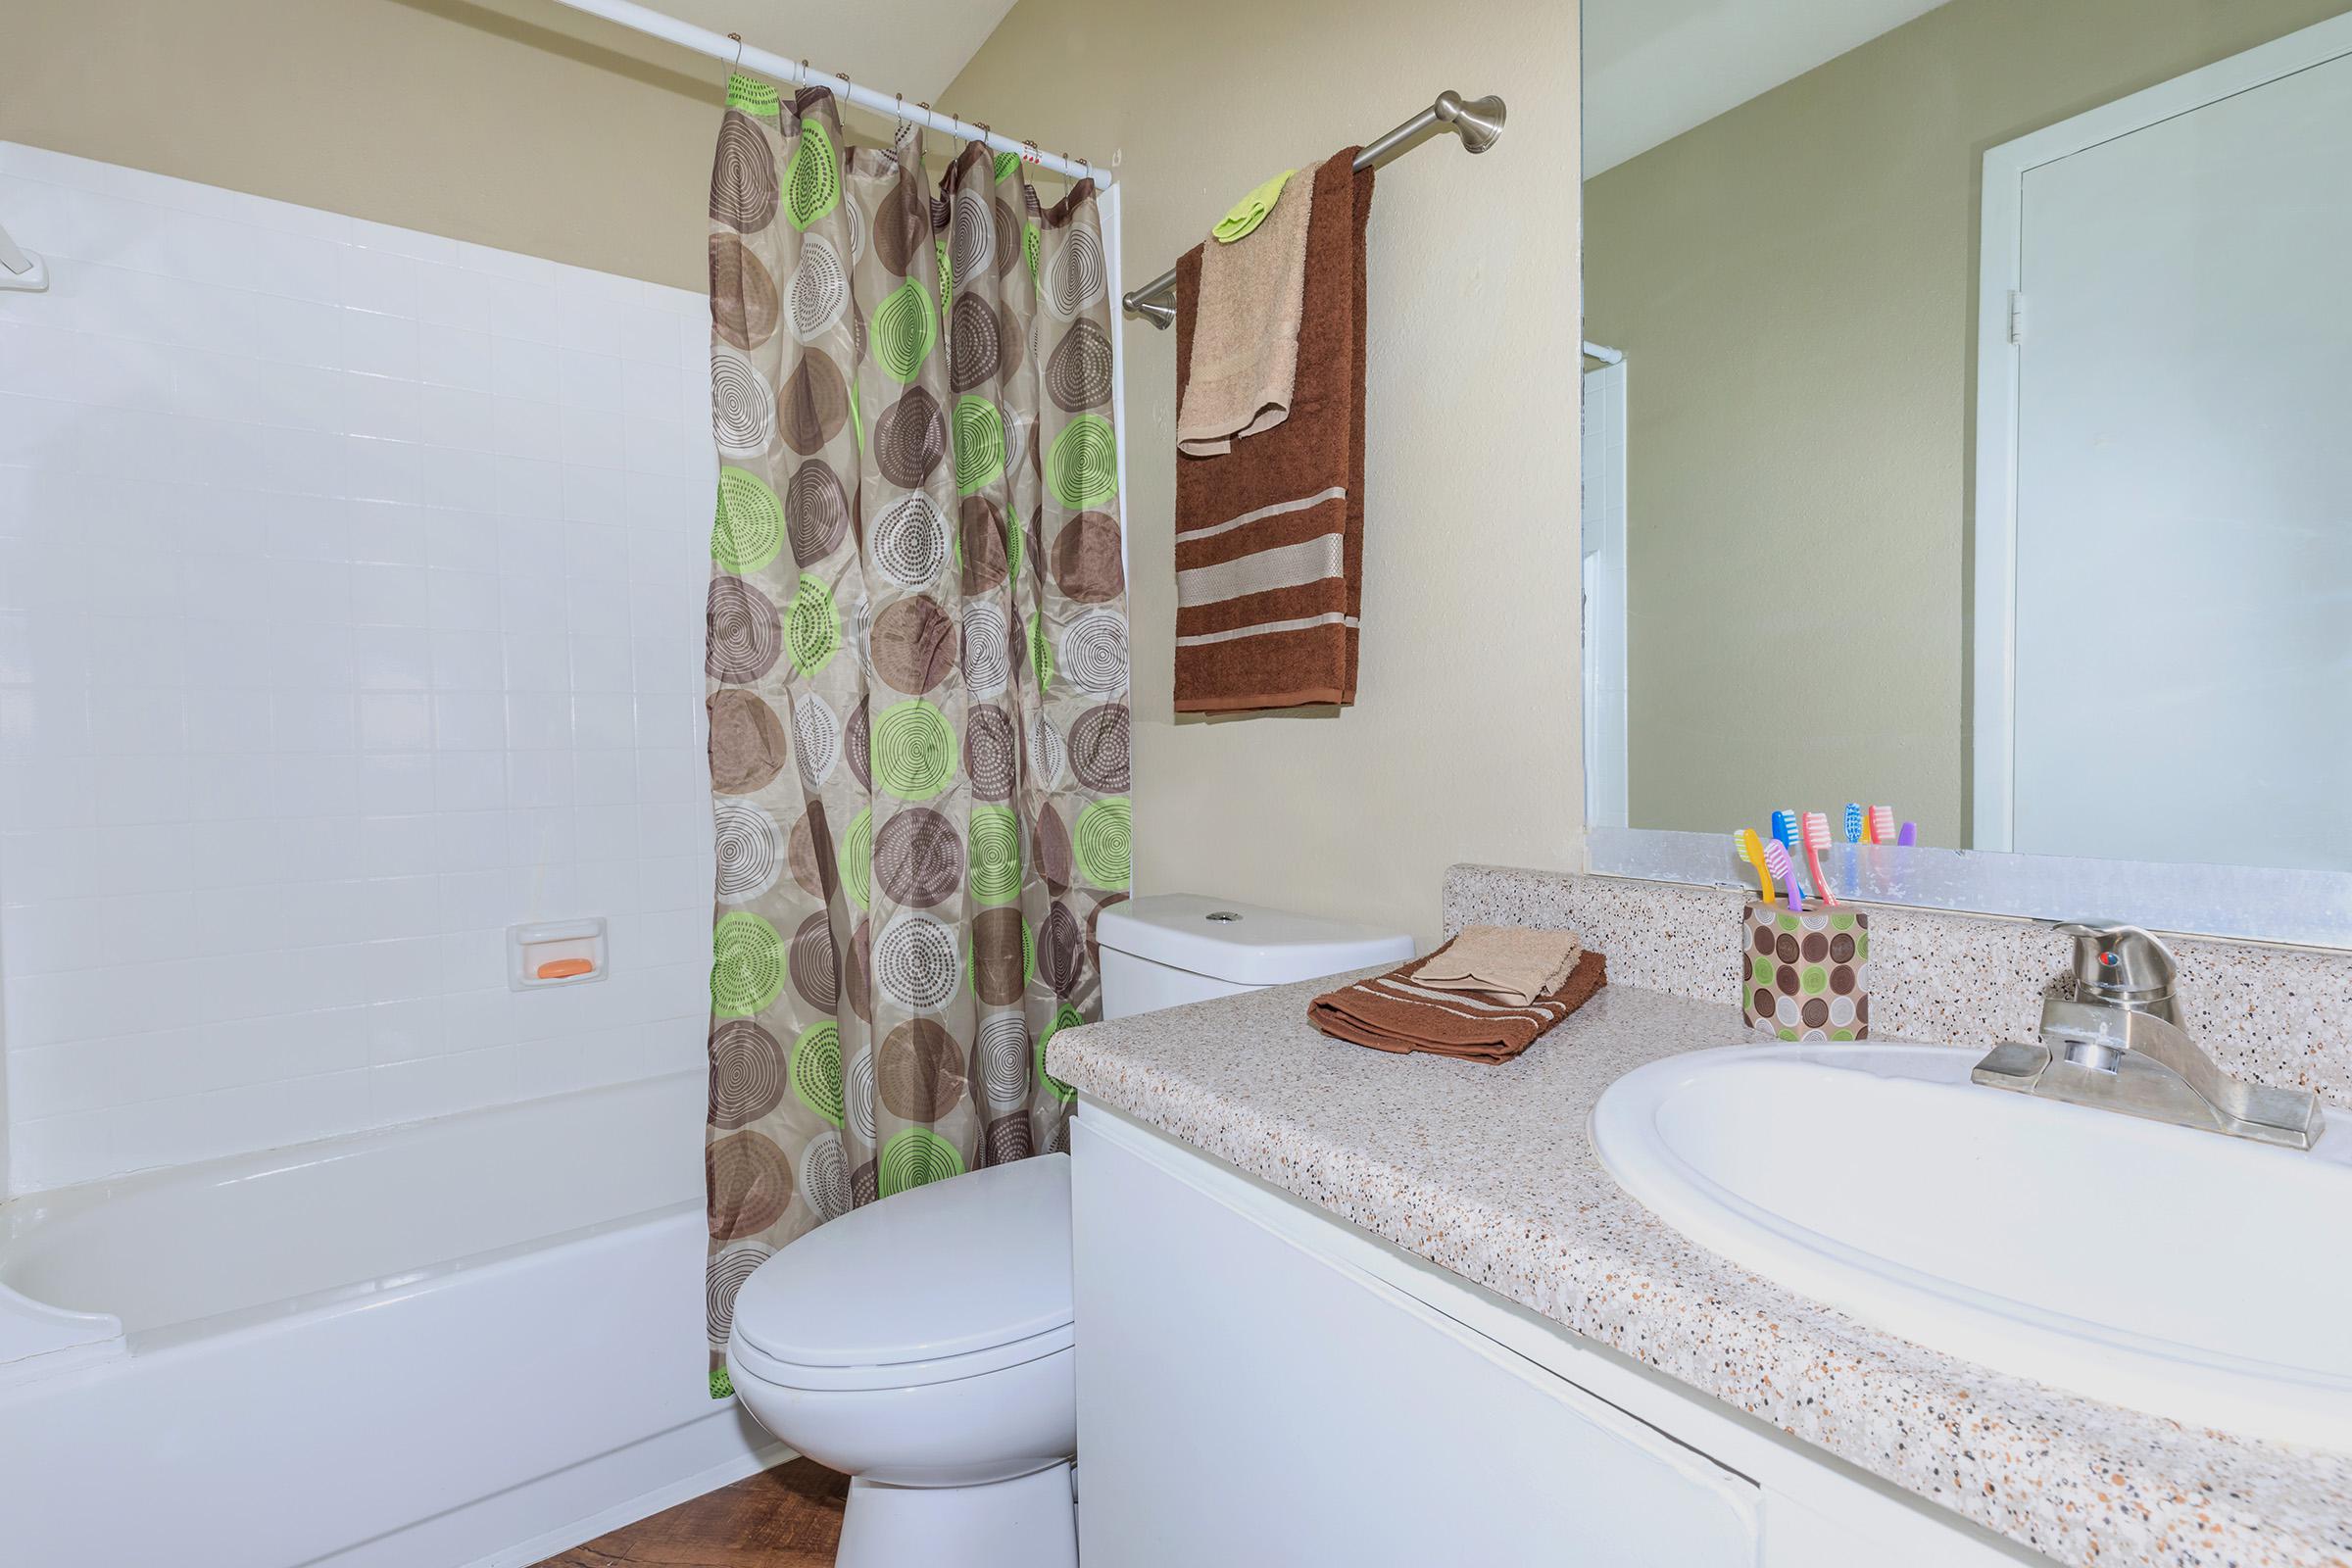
[1800,811,1841,907]
[1870,805,1897,845]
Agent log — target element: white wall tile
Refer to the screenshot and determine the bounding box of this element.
[1,143,714,1194]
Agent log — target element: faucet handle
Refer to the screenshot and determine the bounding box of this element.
[2052,921,2179,1020]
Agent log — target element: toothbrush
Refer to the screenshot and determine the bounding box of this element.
[1897,821,1917,848]
[1870,805,1897,845]
[1733,829,1776,905]
[1844,804,1866,845]
[1763,839,1804,911]
[1769,809,1808,899]
[1800,810,1841,907]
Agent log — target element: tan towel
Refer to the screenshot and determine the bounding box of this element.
[1307,941,1608,1063]
[1176,172,1314,457]
[1172,149,1372,712]
[1414,924,1584,1007]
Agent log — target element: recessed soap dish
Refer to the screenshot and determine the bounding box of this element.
[510,918,609,991]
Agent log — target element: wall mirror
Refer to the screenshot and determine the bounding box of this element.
[1580,0,2352,944]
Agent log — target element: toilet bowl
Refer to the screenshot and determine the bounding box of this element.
[726,893,1412,1566]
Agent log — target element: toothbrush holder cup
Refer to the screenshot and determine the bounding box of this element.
[1741,903,1870,1041]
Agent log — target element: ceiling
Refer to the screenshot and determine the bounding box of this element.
[1584,0,1950,174]
[577,0,1018,105]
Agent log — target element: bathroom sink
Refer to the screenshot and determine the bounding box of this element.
[1591,1043,2352,1450]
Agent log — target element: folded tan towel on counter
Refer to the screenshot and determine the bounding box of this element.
[1307,940,1607,1063]
[1172,148,1372,712]
[1176,171,1314,457]
[1413,924,1584,1007]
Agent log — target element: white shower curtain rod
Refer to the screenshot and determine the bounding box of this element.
[547,0,1110,184]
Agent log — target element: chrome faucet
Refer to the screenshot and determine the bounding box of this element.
[1971,921,2325,1151]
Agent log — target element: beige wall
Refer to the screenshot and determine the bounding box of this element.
[947,0,1583,947]
[1588,0,2347,847]
[0,0,721,289]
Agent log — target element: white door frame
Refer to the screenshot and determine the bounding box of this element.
[1969,11,2352,851]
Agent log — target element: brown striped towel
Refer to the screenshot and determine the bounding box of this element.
[1171,148,1372,711]
[1307,940,1608,1062]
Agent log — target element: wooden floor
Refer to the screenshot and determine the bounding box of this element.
[535,1460,849,1567]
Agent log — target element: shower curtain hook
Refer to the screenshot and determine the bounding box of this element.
[725,31,744,73]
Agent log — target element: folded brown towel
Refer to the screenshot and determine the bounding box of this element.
[1414,924,1584,1007]
[1307,941,1608,1062]
[1172,148,1372,712]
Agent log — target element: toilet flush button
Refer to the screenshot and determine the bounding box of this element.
[1205,911,1243,923]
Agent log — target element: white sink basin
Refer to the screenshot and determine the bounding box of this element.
[1591,1043,2352,1450]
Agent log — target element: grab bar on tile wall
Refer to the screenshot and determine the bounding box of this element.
[0,219,49,293]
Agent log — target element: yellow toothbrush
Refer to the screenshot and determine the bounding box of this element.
[1733,828,1777,905]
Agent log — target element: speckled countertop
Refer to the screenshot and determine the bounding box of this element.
[1049,978,2352,1568]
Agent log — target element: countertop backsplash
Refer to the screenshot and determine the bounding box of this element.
[1443,864,2352,1108]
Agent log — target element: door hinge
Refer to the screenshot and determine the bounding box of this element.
[2007,289,2028,345]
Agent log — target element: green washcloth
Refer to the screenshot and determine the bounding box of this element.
[1213,170,1296,243]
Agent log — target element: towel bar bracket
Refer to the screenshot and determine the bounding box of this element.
[1120,89,1505,329]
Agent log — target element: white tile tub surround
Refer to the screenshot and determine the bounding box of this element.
[1443,864,2352,1107]
[0,143,718,1193]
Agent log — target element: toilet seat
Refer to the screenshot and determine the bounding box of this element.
[729,1152,1074,1394]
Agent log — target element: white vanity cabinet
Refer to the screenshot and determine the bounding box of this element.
[1072,1103,2041,1567]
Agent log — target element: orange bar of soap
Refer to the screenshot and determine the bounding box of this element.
[536,957,594,979]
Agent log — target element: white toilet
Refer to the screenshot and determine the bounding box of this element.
[725,893,1413,1568]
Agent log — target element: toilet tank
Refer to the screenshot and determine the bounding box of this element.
[1097,895,1416,1020]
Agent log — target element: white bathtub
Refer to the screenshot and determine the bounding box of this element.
[0,1071,782,1568]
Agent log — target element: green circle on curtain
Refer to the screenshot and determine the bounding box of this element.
[955,397,1006,496]
[712,468,785,574]
[1048,415,1118,509]
[1074,798,1132,890]
[936,237,954,315]
[871,700,957,800]
[711,911,787,1016]
[869,277,937,384]
[1027,611,1053,691]
[967,806,1022,905]
[879,1126,965,1196]
[850,375,863,455]
[842,805,873,910]
[1009,510,1028,583]
[725,74,779,118]
[992,149,1021,185]
[1022,221,1042,286]
[790,1020,845,1126]
[1037,1002,1085,1103]
[786,572,840,676]
[785,117,841,231]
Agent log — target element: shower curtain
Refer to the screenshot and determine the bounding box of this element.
[700,77,1131,1394]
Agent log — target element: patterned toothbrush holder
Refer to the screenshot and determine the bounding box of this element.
[1741,903,1870,1041]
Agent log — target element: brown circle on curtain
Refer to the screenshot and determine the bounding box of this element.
[1046,318,1115,411]
[845,918,874,1023]
[959,497,1009,593]
[790,911,839,1009]
[1069,703,1131,793]
[710,111,780,232]
[964,706,1016,801]
[1085,890,1128,970]
[877,1018,968,1120]
[706,577,782,683]
[852,1158,880,1208]
[786,460,852,565]
[993,198,1021,278]
[1054,513,1125,603]
[870,596,957,695]
[1033,803,1073,894]
[985,1111,1034,1166]
[873,386,949,487]
[845,696,872,789]
[705,1246,767,1348]
[708,1020,787,1130]
[709,689,789,795]
[1044,904,1086,998]
[997,301,1026,379]
[874,170,929,275]
[972,906,1028,1005]
[949,294,1003,394]
[788,801,838,901]
[707,1130,793,1240]
[874,807,962,908]
[709,234,780,351]
[780,351,852,455]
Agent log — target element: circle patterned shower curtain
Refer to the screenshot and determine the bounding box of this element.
[700,78,1131,1396]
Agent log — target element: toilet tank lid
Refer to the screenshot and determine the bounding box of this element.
[1097,894,1415,987]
